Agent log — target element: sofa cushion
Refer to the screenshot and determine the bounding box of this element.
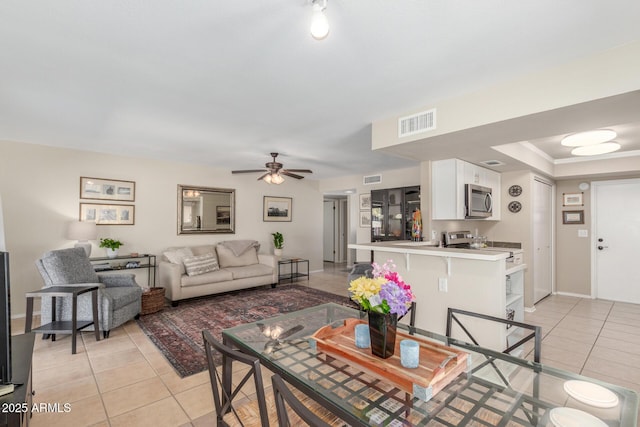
[181,269,233,287]
[216,244,259,268]
[225,264,274,280]
[183,253,219,276]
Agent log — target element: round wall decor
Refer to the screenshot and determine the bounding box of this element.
[508,185,523,197]
[508,201,522,213]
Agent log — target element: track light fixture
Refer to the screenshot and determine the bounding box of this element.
[310,0,329,40]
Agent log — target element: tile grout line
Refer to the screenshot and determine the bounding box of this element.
[577,301,614,376]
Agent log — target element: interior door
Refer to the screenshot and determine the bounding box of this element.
[322,200,335,262]
[533,178,553,303]
[594,179,640,303]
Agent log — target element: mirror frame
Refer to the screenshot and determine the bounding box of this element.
[177,184,236,235]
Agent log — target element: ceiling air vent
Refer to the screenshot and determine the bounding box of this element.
[480,160,506,167]
[398,109,436,138]
[363,174,382,185]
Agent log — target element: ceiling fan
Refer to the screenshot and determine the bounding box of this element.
[231,152,313,184]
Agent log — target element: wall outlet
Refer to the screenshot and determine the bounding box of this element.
[438,277,448,292]
[431,230,438,241]
[578,229,588,238]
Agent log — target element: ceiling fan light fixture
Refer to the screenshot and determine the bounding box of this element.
[570,142,621,156]
[310,0,329,40]
[270,173,285,184]
[561,129,617,147]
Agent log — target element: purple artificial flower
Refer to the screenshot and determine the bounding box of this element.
[379,281,411,316]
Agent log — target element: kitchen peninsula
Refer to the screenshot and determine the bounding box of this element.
[348,241,526,353]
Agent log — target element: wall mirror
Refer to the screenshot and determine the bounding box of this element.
[177,185,235,234]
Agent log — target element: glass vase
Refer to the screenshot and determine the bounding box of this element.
[367,311,398,358]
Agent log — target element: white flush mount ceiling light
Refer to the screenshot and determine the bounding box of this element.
[571,142,621,156]
[561,129,617,147]
[310,0,329,40]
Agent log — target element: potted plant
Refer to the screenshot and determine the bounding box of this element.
[99,238,123,258]
[271,232,283,257]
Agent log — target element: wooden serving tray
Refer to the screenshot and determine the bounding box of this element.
[310,318,469,401]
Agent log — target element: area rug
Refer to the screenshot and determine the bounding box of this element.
[136,285,356,377]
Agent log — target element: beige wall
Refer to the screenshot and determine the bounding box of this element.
[555,179,591,296]
[372,41,640,150]
[0,140,324,316]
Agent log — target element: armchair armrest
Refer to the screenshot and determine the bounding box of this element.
[99,274,139,288]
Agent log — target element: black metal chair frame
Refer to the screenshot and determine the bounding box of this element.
[272,374,330,427]
[446,308,543,426]
[446,307,541,382]
[202,330,269,427]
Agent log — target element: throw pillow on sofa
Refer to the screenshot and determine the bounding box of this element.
[163,247,194,265]
[216,244,259,267]
[182,253,220,276]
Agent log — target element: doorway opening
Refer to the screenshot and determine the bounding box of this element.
[323,195,348,263]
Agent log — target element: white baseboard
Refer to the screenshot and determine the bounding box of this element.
[554,291,593,299]
[524,306,536,313]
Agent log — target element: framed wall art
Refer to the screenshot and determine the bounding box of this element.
[562,210,584,224]
[80,177,136,202]
[359,193,371,210]
[263,196,292,222]
[562,192,583,207]
[359,211,371,228]
[80,203,135,225]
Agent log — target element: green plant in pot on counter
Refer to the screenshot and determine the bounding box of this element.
[99,238,123,258]
[271,232,283,256]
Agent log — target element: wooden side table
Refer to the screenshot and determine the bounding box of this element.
[25,285,100,354]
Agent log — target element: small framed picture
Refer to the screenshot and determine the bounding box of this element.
[263,196,292,222]
[80,177,135,202]
[562,210,584,224]
[80,203,135,225]
[359,211,371,228]
[562,192,583,206]
[359,194,371,210]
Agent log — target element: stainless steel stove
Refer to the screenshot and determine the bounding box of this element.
[442,230,474,248]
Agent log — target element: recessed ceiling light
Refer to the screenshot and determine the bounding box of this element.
[561,129,617,147]
[571,142,621,156]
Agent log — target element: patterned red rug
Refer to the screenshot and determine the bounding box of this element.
[137,284,356,377]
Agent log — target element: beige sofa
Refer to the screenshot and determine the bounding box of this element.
[158,241,278,305]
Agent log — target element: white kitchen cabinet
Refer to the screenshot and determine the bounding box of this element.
[431,158,501,220]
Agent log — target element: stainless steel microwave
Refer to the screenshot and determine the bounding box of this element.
[465,184,493,218]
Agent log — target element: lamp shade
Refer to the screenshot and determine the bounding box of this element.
[67,221,97,241]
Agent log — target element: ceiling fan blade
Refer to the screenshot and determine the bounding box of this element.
[281,171,304,179]
[256,172,270,181]
[283,169,312,174]
[232,169,268,174]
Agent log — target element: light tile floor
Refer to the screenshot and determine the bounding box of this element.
[10,263,640,426]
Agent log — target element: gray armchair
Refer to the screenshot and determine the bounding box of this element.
[36,247,143,338]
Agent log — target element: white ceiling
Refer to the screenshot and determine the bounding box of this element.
[1,1,639,181]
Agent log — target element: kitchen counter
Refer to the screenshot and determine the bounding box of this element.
[348,241,514,261]
[348,240,526,353]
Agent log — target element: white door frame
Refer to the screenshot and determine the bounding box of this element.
[590,178,640,299]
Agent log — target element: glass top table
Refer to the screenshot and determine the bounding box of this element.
[222,303,639,426]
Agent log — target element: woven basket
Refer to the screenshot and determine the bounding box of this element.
[141,287,166,315]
